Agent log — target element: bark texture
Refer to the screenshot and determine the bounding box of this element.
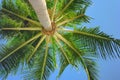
[29,0,52,31]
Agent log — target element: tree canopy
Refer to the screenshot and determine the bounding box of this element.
[0,0,120,80]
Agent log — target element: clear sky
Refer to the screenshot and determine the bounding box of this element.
[1,0,120,80]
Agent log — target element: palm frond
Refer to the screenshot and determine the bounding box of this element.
[55,32,83,56]
[1,0,41,27]
[1,27,41,31]
[57,42,77,78]
[53,35,71,64]
[55,35,98,80]
[27,35,46,63]
[83,57,98,80]
[55,32,93,80]
[56,0,91,18]
[1,8,40,26]
[58,27,120,59]
[0,15,23,28]
[46,0,54,9]
[57,14,85,27]
[57,55,69,78]
[51,0,58,21]
[0,33,42,63]
[57,0,74,18]
[40,36,49,80]
[0,43,34,79]
[56,5,91,26]
[51,37,57,68]
[0,15,22,38]
[24,36,55,80]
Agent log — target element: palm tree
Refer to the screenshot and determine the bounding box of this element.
[0,0,120,80]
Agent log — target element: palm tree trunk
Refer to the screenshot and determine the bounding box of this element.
[29,0,52,31]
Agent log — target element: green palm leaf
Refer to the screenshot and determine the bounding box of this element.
[27,35,46,62]
[54,35,71,64]
[0,33,42,62]
[83,57,98,80]
[2,8,40,26]
[0,43,34,79]
[24,37,55,80]
[58,27,120,59]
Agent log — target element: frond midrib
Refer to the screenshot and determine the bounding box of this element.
[58,28,111,41]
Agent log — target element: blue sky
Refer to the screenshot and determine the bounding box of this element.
[1,0,120,80]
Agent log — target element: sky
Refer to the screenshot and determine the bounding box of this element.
[0,0,120,80]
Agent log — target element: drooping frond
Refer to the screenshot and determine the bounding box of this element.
[53,35,71,64]
[55,32,98,80]
[56,41,76,77]
[0,43,34,79]
[40,36,49,80]
[55,32,83,55]
[57,53,69,78]
[24,36,55,80]
[0,33,42,63]
[58,27,120,59]
[83,57,98,80]
[27,35,46,63]
[55,32,93,79]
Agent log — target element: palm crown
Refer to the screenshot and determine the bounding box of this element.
[0,0,120,80]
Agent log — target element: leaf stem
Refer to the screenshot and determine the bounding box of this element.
[2,8,41,26]
[40,36,49,80]
[1,28,41,31]
[51,0,58,22]
[57,14,84,27]
[27,35,46,62]
[53,35,71,64]
[55,32,90,80]
[56,0,74,19]
[58,28,111,40]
